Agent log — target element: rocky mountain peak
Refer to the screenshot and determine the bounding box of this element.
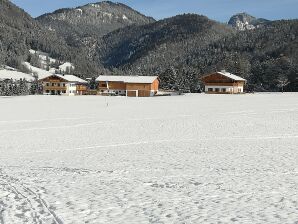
[228,12,269,31]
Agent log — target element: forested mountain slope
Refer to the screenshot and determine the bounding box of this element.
[1,0,297,91]
[0,0,70,66]
[96,16,298,91]
[37,1,155,50]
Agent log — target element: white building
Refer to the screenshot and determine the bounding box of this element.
[201,71,247,94]
[38,74,88,96]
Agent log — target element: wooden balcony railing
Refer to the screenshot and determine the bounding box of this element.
[44,86,67,91]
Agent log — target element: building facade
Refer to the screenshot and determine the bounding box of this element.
[39,74,87,96]
[96,76,159,97]
[201,71,246,94]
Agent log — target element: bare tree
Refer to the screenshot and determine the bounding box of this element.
[276,75,290,93]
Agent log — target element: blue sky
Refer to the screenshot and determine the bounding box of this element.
[11,0,298,22]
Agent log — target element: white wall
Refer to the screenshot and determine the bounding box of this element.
[205,85,244,93]
[67,83,77,96]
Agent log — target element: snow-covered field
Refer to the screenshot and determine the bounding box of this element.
[0,93,297,224]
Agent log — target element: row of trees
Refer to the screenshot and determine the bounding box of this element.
[0,76,42,96]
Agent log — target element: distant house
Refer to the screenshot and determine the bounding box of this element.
[96,76,159,97]
[201,71,247,94]
[38,74,87,96]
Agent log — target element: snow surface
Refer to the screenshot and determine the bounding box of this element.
[0,69,34,81]
[22,62,54,79]
[0,93,297,223]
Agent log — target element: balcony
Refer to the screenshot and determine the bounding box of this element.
[44,86,67,91]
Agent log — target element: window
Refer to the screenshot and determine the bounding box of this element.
[208,88,213,92]
[46,90,49,93]
[46,83,49,86]
[52,83,55,86]
[62,90,66,93]
[58,83,61,87]
[215,88,220,92]
[63,83,66,87]
[101,83,107,87]
[222,88,226,92]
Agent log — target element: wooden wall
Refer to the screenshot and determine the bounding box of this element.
[97,78,159,97]
[202,73,234,83]
[98,81,126,90]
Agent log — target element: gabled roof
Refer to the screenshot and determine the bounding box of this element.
[38,74,87,83]
[96,75,158,84]
[0,69,35,81]
[202,71,246,81]
[217,71,246,81]
[58,75,87,83]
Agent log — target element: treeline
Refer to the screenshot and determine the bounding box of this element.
[1,0,298,92]
[96,16,298,92]
[0,77,42,96]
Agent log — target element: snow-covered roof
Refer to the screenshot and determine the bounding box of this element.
[39,74,87,84]
[96,75,158,84]
[0,69,34,81]
[59,62,74,72]
[57,74,87,83]
[217,71,246,81]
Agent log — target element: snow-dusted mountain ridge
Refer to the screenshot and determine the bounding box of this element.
[37,1,155,39]
[228,12,270,30]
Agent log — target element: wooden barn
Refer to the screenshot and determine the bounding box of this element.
[38,74,88,96]
[96,76,159,97]
[201,71,246,94]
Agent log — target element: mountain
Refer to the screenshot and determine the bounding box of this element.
[96,15,298,91]
[37,1,155,49]
[0,0,42,66]
[96,14,233,72]
[228,13,270,30]
[1,0,298,92]
[0,0,103,76]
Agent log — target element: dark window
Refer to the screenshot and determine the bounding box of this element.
[101,83,107,87]
[222,88,226,92]
[46,83,49,86]
[58,83,60,87]
[63,83,66,87]
[208,88,213,92]
[215,88,220,92]
[62,90,66,93]
[52,83,55,86]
